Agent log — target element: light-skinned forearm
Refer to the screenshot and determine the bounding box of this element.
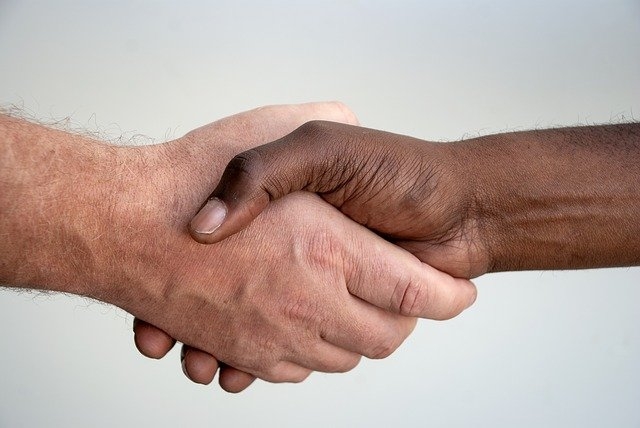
[0,114,129,298]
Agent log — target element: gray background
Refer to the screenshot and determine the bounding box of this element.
[1,1,639,427]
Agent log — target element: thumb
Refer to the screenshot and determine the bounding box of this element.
[189,120,354,244]
[345,227,478,320]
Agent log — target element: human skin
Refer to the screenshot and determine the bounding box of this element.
[0,103,476,392]
[189,120,640,279]
[138,119,640,389]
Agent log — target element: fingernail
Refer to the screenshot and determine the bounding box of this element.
[190,197,227,234]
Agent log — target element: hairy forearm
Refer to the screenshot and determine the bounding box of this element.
[457,123,640,271]
[0,114,142,298]
[0,110,315,306]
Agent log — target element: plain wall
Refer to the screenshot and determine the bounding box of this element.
[1,1,639,427]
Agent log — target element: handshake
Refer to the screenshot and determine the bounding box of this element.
[1,102,638,393]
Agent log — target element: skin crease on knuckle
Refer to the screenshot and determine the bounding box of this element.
[365,327,404,360]
[299,222,346,276]
[224,148,265,193]
[388,261,470,320]
[292,121,361,172]
[391,274,429,318]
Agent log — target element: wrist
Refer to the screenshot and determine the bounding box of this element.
[446,135,515,274]
[446,132,552,273]
[62,131,254,311]
[89,137,227,312]
[416,141,494,277]
[455,125,640,273]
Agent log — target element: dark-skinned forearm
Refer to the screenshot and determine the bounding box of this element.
[454,123,640,272]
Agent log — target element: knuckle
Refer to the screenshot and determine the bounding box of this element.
[283,296,320,324]
[331,355,361,373]
[263,366,310,384]
[295,120,333,140]
[310,350,361,374]
[288,119,361,195]
[225,149,265,185]
[303,229,343,272]
[364,327,402,360]
[293,120,349,155]
[225,146,290,200]
[289,370,312,383]
[391,276,430,317]
[261,368,286,383]
[368,336,400,360]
